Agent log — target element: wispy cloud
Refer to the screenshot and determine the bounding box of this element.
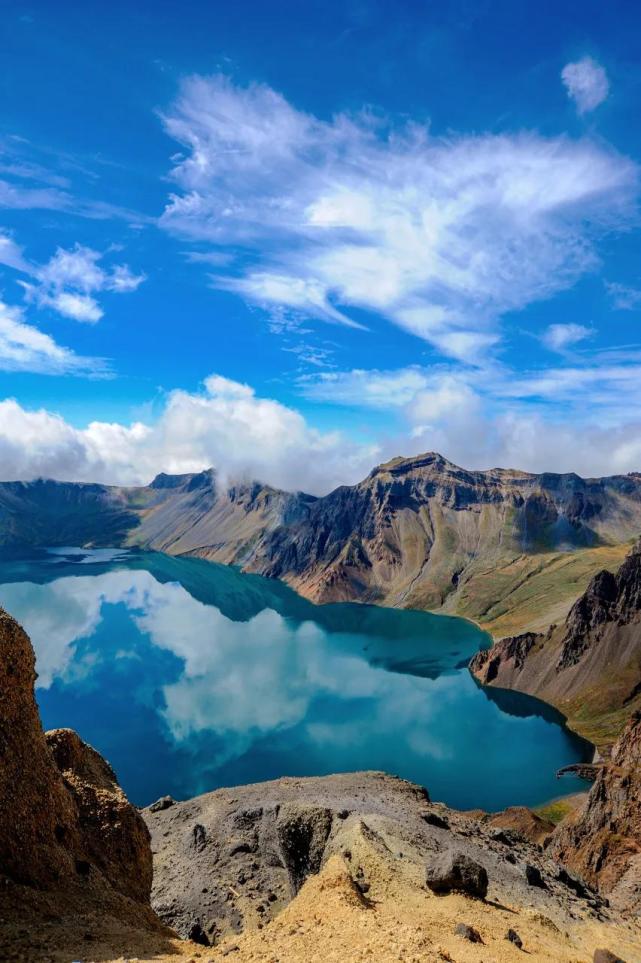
[605,280,641,310]
[0,299,105,375]
[0,138,151,224]
[561,57,610,114]
[159,74,637,365]
[541,322,592,353]
[0,235,145,323]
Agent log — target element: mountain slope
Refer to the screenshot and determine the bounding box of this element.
[1,452,641,636]
[470,540,641,746]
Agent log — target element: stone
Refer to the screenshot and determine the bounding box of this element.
[454,922,483,943]
[505,928,523,949]
[276,805,333,895]
[0,609,152,901]
[187,921,210,946]
[149,795,176,813]
[425,851,488,899]
[524,863,547,889]
[556,866,590,899]
[422,811,450,830]
[593,951,626,963]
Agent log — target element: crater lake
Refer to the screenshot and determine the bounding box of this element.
[0,547,592,811]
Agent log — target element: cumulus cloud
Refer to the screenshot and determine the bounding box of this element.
[2,363,641,492]
[300,357,641,476]
[541,322,592,353]
[562,57,609,114]
[159,74,636,364]
[10,242,146,323]
[0,299,104,376]
[0,374,380,493]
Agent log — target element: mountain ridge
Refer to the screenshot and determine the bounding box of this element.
[1,452,641,639]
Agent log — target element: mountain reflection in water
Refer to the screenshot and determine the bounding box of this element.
[0,547,592,810]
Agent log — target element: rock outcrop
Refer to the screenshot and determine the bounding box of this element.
[1,453,641,635]
[143,771,628,950]
[470,540,641,746]
[0,607,177,961]
[549,711,641,914]
[45,727,153,903]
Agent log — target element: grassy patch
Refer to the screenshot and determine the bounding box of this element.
[535,793,587,825]
[446,543,631,639]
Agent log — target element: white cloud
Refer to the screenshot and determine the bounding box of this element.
[1,240,145,323]
[542,322,592,353]
[0,231,30,273]
[0,374,379,493]
[0,299,104,376]
[44,291,103,323]
[562,57,609,114]
[2,362,641,493]
[159,74,636,364]
[606,281,641,310]
[301,366,431,409]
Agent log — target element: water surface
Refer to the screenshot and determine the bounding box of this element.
[0,547,591,810]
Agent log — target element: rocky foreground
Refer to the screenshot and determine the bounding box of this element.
[1,606,641,962]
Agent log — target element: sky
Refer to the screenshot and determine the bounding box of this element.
[2,0,641,493]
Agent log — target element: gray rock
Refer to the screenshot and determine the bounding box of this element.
[505,928,523,949]
[524,863,546,889]
[422,811,450,830]
[425,851,488,899]
[557,866,590,898]
[148,795,175,813]
[454,922,483,943]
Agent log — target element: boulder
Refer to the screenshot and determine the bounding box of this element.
[524,863,547,889]
[425,851,488,899]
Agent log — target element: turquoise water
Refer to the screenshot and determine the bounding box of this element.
[0,547,591,810]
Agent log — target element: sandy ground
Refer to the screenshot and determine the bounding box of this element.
[87,853,641,963]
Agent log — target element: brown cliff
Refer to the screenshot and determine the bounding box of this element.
[470,540,641,747]
[550,711,641,914]
[0,607,179,961]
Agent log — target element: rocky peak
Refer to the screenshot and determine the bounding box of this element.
[559,541,641,670]
[150,468,216,491]
[559,569,619,668]
[371,451,460,478]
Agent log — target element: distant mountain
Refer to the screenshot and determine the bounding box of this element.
[2,452,641,637]
[470,539,641,747]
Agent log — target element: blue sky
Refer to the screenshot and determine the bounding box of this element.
[2,0,641,492]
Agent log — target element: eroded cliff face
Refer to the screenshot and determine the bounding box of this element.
[470,540,641,746]
[550,712,641,914]
[0,607,175,961]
